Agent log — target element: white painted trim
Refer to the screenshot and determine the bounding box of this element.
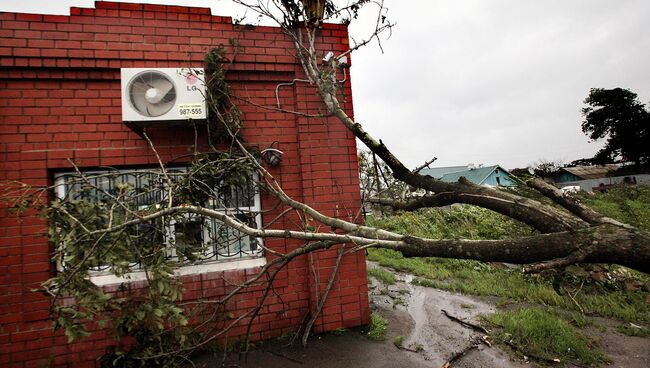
[89,257,267,286]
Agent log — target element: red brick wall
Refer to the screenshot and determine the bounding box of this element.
[0,2,368,367]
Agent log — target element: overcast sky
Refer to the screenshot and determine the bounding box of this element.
[2,1,649,169]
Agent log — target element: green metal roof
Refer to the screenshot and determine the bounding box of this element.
[419,165,473,179]
[420,165,515,185]
[439,165,501,185]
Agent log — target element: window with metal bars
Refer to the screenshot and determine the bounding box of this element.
[53,168,263,276]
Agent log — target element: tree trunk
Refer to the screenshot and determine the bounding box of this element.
[384,224,650,274]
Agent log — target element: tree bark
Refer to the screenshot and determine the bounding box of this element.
[389,224,650,274]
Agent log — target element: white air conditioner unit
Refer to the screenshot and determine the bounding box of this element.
[121,68,207,126]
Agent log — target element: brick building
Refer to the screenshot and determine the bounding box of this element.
[0,2,368,366]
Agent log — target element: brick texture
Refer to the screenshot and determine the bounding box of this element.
[0,2,367,367]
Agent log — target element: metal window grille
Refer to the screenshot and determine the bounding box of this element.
[54,168,263,274]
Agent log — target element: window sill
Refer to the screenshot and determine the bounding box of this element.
[89,257,267,286]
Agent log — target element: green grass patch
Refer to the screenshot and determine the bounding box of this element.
[393,335,405,348]
[409,273,560,308]
[367,312,388,341]
[549,309,592,328]
[617,324,650,338]
[366,205,534,240]
[577,185,650,232]
[367,267,397,285]
[484,308,609,365]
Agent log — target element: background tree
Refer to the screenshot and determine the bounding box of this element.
[530,159,564,178]
[358,149,435,215]
[508,167,534,181]
[581,88,650,167]
[568,157,596,167]
[358,150,397,202]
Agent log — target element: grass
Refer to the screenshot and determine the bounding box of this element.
[367,267,397,285]
[366,205,534,241]
[393,335,405,348]
[367,312,388,341]
[484,308,610,365]
[617,324,650,338]
[577,185,650,232]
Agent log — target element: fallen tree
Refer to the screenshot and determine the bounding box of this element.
[247,0,650,273]
[3,0,648,365]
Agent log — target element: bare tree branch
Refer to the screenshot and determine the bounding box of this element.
[527,178,633,228]
[413,156,438,174]
[302,246,345,346]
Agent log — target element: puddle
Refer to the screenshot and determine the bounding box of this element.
[402,280,517,366]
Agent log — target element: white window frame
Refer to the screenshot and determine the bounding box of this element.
[53,167,266,286]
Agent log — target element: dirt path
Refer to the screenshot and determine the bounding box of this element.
[369,270,529,368]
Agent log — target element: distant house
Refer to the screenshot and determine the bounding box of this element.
[550,165,620,183]
[545,164,650,192]
[420,165,517,187]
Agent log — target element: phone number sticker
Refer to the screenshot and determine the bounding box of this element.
[178,103,204,118]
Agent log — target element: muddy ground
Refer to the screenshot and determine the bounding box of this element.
[192,263,649,367]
